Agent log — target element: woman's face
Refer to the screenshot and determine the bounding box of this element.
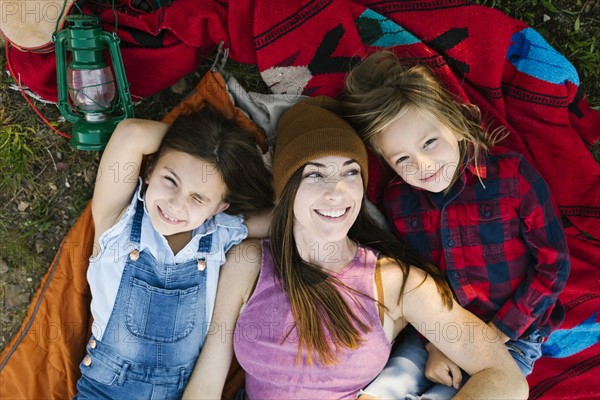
[376,107,461,193]
[292,156,363,245]
[145,150,229,237]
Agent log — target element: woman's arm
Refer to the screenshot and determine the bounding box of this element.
[183,240,262,399]
[91,118,170,237]
[244,208,273,238]
[386,265,528,399]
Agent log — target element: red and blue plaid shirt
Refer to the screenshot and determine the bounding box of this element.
[380,147,570,340]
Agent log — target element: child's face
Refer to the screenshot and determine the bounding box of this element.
[376,107,461,193]
[292,156,363,245]
[145,150,229,237]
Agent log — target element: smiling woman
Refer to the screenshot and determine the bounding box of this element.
[292,156,363,263]
[183,96,529,400]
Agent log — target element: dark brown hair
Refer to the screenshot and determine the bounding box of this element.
[145,107,274,215]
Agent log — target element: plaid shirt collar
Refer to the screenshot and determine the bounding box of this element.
[465,146,488,179]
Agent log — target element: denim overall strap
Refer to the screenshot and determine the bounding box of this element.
[129,200,145,244]
[195,231,213,270]
[198,233,212,252]
[76,199,212,399]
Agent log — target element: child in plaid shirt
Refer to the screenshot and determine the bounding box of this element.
[342,50,570,399]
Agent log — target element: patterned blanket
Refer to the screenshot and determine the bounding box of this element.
[4,1,600,398]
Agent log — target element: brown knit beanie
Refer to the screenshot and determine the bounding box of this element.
[273,96,368,199]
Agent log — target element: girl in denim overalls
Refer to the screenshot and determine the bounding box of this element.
[75,107,273,399]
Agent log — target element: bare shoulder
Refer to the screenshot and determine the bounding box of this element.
[378,257,428,293]
[401,265,451,319]
[378,256,405,288]
[402,265,430,294]
[379,258,446,316]
[377,257,405,320]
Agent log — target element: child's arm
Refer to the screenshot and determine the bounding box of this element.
[91,118,170,237]
[183,240,261,398]
[491,156,570,340]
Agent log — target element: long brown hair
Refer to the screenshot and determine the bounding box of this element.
[269,166,453,365]
[145,107,274,215]
[342,50,507,190]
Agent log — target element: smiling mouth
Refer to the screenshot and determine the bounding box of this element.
[315,208,349,218]
[420,165,445,182]
[158,206,183,224]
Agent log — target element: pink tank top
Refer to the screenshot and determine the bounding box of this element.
[233,240,392,399]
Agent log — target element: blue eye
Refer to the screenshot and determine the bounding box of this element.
[344,168,360,176]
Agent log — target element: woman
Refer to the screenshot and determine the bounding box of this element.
[183,96,528,399]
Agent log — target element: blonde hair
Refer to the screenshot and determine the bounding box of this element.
[342,50,506,188]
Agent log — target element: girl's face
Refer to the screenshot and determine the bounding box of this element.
[145,150,229,237]
[376,107,461,193]
[292,156,363,245]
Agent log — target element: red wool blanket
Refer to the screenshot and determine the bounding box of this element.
[4,1,600,398]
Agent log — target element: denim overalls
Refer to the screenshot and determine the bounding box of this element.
[76,200,212,399]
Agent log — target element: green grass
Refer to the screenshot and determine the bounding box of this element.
[476,0,600,106]
[591,140,600,164]
[0,111,36,194]
[0,53,100,282]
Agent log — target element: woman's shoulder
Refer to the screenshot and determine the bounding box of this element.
[375,256,407,321]
[377,257,428,286]
[377,256,405,293]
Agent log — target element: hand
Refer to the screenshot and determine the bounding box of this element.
[424,343,463,389]
[486,321,510,344]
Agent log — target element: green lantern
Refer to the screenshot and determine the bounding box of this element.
[54,15,134,151]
